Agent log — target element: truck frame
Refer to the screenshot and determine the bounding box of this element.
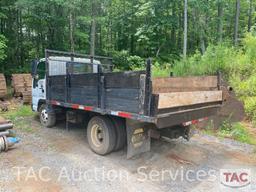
[31,49,223,158]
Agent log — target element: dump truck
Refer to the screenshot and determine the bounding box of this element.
[31,50,223,158]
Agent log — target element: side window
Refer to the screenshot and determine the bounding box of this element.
[37,61,46,79]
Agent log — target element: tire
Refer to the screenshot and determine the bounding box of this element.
[111,117,126,151]
[39,104,56,128]
[87,116,117,155]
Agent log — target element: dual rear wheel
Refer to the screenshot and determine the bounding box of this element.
[87,116,126,155]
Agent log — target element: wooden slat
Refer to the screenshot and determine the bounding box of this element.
[158,91,223,109]
[104,71,145,89]
[153,76,218,93]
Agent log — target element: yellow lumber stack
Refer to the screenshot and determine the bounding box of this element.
[0,74,7,99]
[12,74,32,104]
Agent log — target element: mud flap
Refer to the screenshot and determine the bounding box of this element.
[126,119,151,159]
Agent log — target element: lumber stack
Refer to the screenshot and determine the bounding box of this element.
[0,74,7,99]
[12,74,32,104]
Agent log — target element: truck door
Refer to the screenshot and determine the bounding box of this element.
[32,61,46,111]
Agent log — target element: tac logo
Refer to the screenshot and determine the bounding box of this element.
[220,169,251,189]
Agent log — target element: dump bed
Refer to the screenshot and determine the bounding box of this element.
[46,50,223,129]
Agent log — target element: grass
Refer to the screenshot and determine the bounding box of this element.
[1,105,34,121]
[203,120,256,146]
[1,105,36,133]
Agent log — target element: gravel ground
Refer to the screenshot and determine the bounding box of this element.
[0,116,256,192]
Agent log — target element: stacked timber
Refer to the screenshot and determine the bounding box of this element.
[0,74,7,99]
[12,74,32,104]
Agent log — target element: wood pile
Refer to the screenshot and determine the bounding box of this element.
[0,74,7,99]
[12,74,32,104]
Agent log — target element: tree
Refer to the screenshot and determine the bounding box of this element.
[0,35,7,62]
[248,0,254,32]
[183,0,188,58]
[234,0,240,46]
[217,0,224,42]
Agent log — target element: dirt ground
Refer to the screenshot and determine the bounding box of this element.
[0,115,256,192]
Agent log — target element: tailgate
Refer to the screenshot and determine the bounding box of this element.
[152,76,223,128]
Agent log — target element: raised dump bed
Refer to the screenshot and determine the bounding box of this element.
[0,74,7,99]
[12,74,32,103]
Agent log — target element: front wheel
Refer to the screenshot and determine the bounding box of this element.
[39,104,56,128]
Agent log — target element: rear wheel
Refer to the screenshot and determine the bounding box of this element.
[87,116,117,155]
[39,104,56,128]
[111,117,126,151]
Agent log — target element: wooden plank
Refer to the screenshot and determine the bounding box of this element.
[105,97,140,113]
[104,71,145,89]
[70,74,98,86]
[158,91,223,109]
[105,88,139,100]
[70,86,98,96]
[153,76,218,93]
[70,96,98,106]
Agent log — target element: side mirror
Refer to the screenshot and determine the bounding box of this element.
[34,74,39,80]
[31,60,38,77]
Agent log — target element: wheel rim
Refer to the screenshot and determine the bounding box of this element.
[91,124,104,147]
[41,109,49,124]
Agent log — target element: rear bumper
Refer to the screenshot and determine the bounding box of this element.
[155,104,221,129]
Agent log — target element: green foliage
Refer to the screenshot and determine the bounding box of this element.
[112,50,145,70]
[0,35,7,63]
[173,33,256,124]
[173,43,235,77]
[218,122,256,145]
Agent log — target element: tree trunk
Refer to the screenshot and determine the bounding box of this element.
[170,1,177,50]
[90,1,96,56]
[217,0,224,42]
[199,29,205,54]
[234,0,240,46]
[248,0,253,32]
[90,18,96,56]
[183,0,188,58]
[69,11,75,53]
